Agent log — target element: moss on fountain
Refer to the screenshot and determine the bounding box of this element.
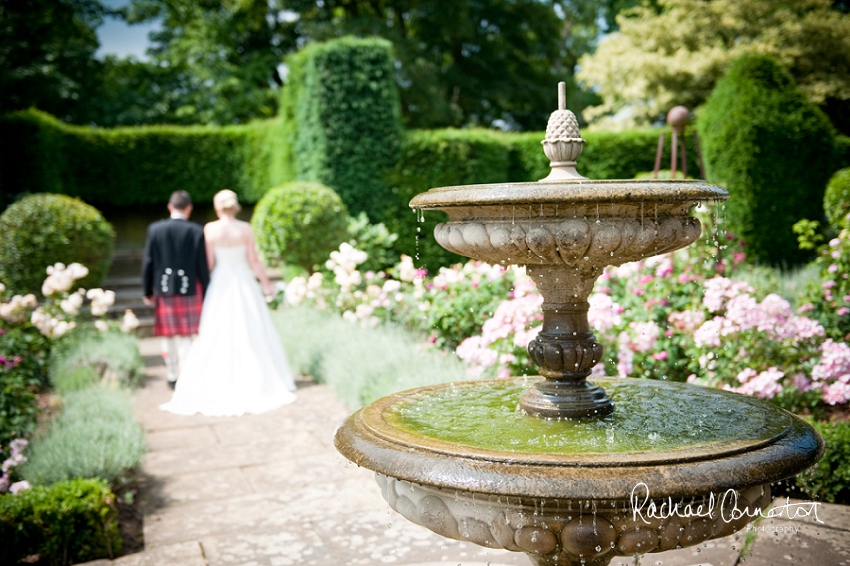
[383,378,791,459]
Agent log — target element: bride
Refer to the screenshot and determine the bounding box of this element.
[160,190,296,416]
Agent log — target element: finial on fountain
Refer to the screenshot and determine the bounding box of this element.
[540,81,587,181]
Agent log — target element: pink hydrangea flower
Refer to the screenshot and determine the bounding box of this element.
[823,381,850,405]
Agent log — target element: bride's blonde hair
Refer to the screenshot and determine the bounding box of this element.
[214,189,241,214]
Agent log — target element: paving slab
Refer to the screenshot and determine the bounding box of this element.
[80,337,850,566]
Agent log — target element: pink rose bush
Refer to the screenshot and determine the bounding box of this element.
[455,271,542,377]
[287,225,848,412]
[451,240,849,412]
[794,219,850,342]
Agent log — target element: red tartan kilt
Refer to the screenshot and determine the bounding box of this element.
[154,283,203,337]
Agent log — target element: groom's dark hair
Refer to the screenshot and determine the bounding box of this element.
[169,190,192,210]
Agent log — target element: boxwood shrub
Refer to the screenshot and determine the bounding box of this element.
[0,193,115,295]
[0,478,121,565]
[252,181,349,273]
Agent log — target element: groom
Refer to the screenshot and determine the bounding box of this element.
[142,190,210,389]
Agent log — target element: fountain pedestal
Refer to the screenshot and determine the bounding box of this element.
[522,265,610,418]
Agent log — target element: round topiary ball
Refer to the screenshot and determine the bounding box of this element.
[825,168,850,230]
[0,194,115,295]
[252,182,349,272]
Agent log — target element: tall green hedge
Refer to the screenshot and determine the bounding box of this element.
[698,54,837,266]
[0,109,292,208]
[281,37,402,221]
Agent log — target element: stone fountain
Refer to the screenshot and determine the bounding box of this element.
[334,83,823,566]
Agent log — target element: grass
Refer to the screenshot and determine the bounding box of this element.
[21,388,147,486]
[273,305,470,409]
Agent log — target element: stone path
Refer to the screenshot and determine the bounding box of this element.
[83,337,850,566]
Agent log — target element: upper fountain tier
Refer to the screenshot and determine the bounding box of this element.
[410,82,727,282]
[410,83,727,419]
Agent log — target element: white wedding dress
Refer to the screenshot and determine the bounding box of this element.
[160,245,296,416]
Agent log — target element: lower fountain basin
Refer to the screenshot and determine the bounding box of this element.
[334,378,823,565]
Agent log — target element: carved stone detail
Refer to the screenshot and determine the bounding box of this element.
[433,216,701,269]
[378,474,771,566]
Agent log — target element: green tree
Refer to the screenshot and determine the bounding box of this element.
[119,0,285,125]
[577,0,850,133]
[0,0,105,122]
[115,0,635,129]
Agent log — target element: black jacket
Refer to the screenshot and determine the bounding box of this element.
[142,218,210,297]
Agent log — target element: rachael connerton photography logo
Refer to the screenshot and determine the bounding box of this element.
[630,483,824,525]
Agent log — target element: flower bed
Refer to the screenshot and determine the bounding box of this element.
[0,262,145,563]
[284,218,848,416]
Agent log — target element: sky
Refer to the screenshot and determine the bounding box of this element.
[95,0,158,61]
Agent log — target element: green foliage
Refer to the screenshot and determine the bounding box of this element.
[698,54,837,266]
[346,213,400,274]
[0,194,114,295]
[21,389,146,486]
[796,217,850,341]
[0,321,51,389]
[825,168,850,230]
[0,367,39,457]
[0,478,121,565]
[49,330,144,393]
[0,109,293,208]
[401,264,517,352]
[283,37,402,222]
[252,182,349,273]
[272,306,467,409]
[837,135,850,169]
[578,0,850,132]
[118,0,284,126]
[794,219,825,251]
[794,419,850,504]
[0,309,52,453]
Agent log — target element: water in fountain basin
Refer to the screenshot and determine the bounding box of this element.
[384,378,790,456]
